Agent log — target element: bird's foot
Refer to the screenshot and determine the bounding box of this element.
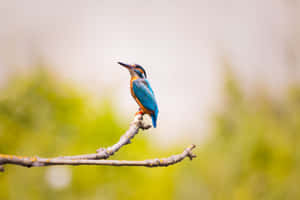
[135,110,144,116]
[132,111,151,130]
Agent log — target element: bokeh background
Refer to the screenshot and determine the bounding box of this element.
[1,0,300,199]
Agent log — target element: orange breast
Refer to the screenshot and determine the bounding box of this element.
[130,77,153,115]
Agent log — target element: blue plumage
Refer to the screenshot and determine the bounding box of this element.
[132,79,159,127]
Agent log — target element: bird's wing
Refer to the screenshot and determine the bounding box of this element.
[132,79,158,112]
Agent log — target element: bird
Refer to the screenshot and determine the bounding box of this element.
[118,62,159,128]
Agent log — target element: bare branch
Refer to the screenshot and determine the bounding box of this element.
[0,113,197,172]
[0,145,196,169]
[54,114,150,160]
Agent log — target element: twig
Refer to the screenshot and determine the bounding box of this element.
[54,114,150,160]
[0,145,196,168]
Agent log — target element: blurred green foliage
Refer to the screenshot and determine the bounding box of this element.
[1,68,300,200]
[0,69,176,200]
[175,71,300,200]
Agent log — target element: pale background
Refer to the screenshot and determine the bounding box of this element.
[0,0,299,145]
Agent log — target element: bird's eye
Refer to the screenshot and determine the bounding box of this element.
[134,69,144,78]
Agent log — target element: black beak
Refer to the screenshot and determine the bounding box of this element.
[118,62,132,69]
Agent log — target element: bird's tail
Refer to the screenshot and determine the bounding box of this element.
[151,109,158,128]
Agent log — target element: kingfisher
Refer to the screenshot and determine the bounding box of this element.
[118,62,159,128]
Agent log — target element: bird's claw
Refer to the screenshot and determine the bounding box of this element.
[131,113,151,130]
[135,110,144,116]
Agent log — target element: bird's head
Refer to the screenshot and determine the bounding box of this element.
[118,62,147,79]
